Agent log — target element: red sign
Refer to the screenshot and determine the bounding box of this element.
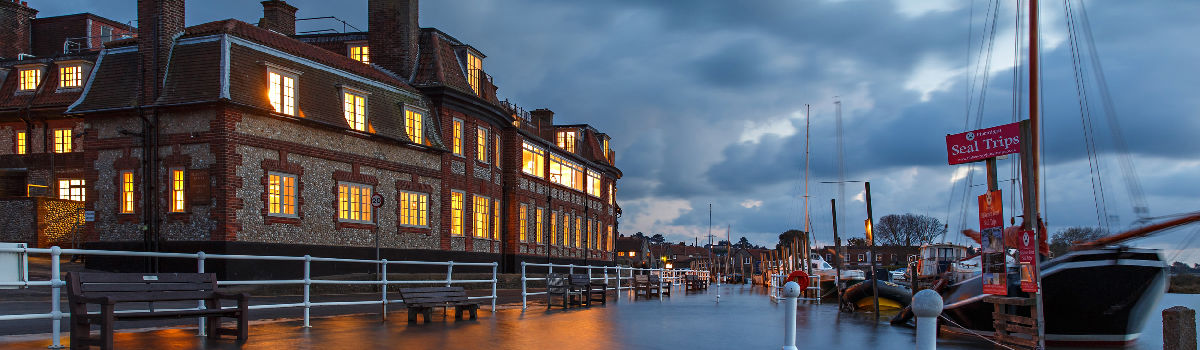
[979,190,1006,296]
[1018,230,1039,292]
[946,122,1022,165]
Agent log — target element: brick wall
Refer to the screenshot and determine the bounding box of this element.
[0,0,37,59]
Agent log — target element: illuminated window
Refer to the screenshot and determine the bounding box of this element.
[535,207,544,244]
[267,69,296,116]
[521,142,545,178]
[170,169,185,212]
[120,171,135,213]
[398,191,428,227]
[343,89,367,131]
[452,119,463,156]
[618,252,625,257]
[494,135,501,167]
[609,184,615,205]
[59,65,82,88]
[602,138,610,161]
[493,200,500,240]
[607,225,613,251]
[575,215,582,248]
[519,203,528,242]
[549,154,583,190]
[473,195,490,239]
[405,108,423,144]
[18,68,40,91]
[586,170,602,197]
[857,254,864,262]
[337,182,372,223]
[556,131,576,153]
[349,44,369,64]
[267,172,297,217]
[451,191,464,236]
[53,129,72,153]
[14,131,25,154]
[466,53,482,96]
[476,127,488,163]
[57,179,85,202]
[550,211,558,245]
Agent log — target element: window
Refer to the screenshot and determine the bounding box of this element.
[53,129,72,153]
[337,182,372,223]
[59,65,82,88]
[550,211,558,245]
[556,131,576,152]
[405,108,423,144]
[549,154,583,190]
[18,68,39,91]
[618,252,626,257]
[343,90,367,131]
[473,195,490,239]
[267,173,297,217]
[267,69,296,116]
[476,127,488,162]
[99,26,113,43]
[399,191,428,227]
[58,179,85,202]
[519,203,528,242]
[602,138,610,160]
[349,44,369,64]
[466,53,482,96]
[14,131,25,154]
[857,254,864,262]
[535,207,544,244]
[493,200,500,240]
[607,225,613,251]
[494,135,501,167]
[608,184,615,206]
[575,216,583,248]
[522,141,545,178]
[452,119,463,156]
[451,191,464,236]
[170,169,185,212]
[586,170,602,197]
[120,171,135,213]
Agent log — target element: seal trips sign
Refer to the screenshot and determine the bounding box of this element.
[946,122,1022,165]
[979,190,1006,295]
[1018,230,1039,292]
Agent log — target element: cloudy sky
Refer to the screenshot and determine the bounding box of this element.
[35,0,1200,262]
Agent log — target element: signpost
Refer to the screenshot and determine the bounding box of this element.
[978,190,1006,296]
[945,122,1022,165]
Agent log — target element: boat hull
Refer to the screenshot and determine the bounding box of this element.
[940,247,1167,346]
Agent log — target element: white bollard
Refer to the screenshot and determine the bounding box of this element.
[912,289,944,350]
[781,281,801,350]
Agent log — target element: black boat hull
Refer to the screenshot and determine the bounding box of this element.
[940,247,1166,346]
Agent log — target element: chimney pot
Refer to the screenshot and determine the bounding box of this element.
[258,0,297,36]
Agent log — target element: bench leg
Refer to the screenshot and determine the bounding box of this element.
[100,304,114,350]
[455,307,464,320]
[69,317,89,350]
[469,305,478,320]
[408,309,418,323]
[422,308,433,324]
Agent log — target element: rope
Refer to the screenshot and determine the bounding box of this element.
[937,313,1019,350]
[1065,0,1112,233]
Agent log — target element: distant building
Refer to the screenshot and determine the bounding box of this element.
[614,235,649,268]
[819,245,920,269]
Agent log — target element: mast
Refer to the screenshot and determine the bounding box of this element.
[804,104,812,275]
[1028,0,1046,347]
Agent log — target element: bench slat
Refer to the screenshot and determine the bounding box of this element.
[81,282,215,293]
[74,273,215,284]
[100,308,240,320]
[78,291,219,302]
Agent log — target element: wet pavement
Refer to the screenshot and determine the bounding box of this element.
[0,284,1191,349]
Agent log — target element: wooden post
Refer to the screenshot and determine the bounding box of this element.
[865,181,879,320]
[832,198,844,310]
[1163,306,1197,350]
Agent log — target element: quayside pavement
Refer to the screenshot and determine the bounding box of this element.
[0,285,994,350]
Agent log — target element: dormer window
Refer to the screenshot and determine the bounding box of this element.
[267,67,297,116]
[405,108,423,144]
[602,138,610,161]
[59,65,82,88]
[18,68,40,91]
[466,53,482,96]
[342,87,368,132]
[349,44,369,64]
[556,131,576,153]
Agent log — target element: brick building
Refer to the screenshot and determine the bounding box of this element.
[0,0,621,276]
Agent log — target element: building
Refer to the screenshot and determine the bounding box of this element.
[0,0,621,276]
[613,235,649,268]
[819,245,919,270]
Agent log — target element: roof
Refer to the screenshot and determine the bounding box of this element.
[0,54,98,111]
[33,13,134,31]
[615,237,645,252]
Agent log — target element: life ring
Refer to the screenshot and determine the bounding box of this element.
[786,271,810,288]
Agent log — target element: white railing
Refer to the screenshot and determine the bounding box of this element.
[517,262,709,310]
[0,246,498,349]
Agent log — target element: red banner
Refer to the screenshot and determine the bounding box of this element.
[1018,230,1039,292]
[979,190,1007,296]
[946,122,1022,165]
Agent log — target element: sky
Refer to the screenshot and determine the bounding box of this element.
[33,0,1200,263]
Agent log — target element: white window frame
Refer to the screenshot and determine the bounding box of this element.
[58,64,83,89]
[522,141,546,178]
[16,67,41,92]
[450,190,465,236]
[398,190,429,228]
[337,181,373,224]
[452,118,464,157]
[267,172,298,218]
[347,42,369,64]
[169,168,186,212]
[120,171,135,214]
[473,194,491,239]
[476,126,489,163]
[266,66,299,116]
[342,86,369,132]
[57,179,85,202]
[405,106,426,145]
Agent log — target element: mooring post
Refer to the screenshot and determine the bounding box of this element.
[1163,306,1197,350]
[912,289,944,350]
[781,281,800,350]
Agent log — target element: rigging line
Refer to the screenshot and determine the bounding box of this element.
[1009,1,1024,223]
[1077,0,1150,220]
[965,0,1000,130]
[1166,226,1200,265]
[973,0,1002,130]
[1065,0,1111,233]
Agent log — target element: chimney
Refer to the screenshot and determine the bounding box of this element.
[258,0,297,36]
[138,0,185,102]
[0,0,38,59]
[530,108,554,139]
[368,0,418,79]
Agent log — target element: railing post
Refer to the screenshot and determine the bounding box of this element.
[490,262,498,311]
[303,255,312,328]
[197,251,207,337]
[782,281,800,350]
[520,262,528,310]
[569,264,574,275]
[913,290,944,350]
[446,261,454,287]
[49,246,63,349]
[380,259,388,321]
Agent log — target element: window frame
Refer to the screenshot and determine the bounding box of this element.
[267,172,298,218]
[466,52,482,96]
[519,203,528,242]
[59,65,83,89]
[348,43,370,64]
[494,135,501,167]
[53,128,72,153]
[556,131,576,153]
[472,194,491,239]
[169,168,186,212]
[57,179,85,202]
[120,171,135,214]
[450,190,465,236]
[451,118,464,157]
[404,107,425,145]
[337,181,373,224]
[398,190,429,228]
[14,131,25,155]
[521,141,546,178]
[476,126,489,163]
[586,170,602,198]
[17,67,40,92]
[550,210,558,246]
[266,66,298,116]
[342,87,369,132]
[535,207,544,244]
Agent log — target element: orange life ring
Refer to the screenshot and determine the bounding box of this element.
[786,271,810,288]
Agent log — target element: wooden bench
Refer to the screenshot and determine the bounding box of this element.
[633,275,660,299]
[546,273,581,309]
[568,274,608,306]
[398,287,480,323]
[587,275,609,305]
[685,275,702,291]
[65,272,248,350]
[650,275,671,297]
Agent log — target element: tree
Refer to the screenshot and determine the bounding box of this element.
[737,236,751,248]
[847,237,868,247]
[873,213,947,246]
[649,234,665,244]
[1049,227,1107,257]
[632,232,646,239]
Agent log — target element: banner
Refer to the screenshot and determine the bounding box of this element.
[979,190,1006,295]
[1018,230,1039,292]
[946,122,1022,165]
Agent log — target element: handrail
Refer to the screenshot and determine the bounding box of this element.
[517,262,709,309]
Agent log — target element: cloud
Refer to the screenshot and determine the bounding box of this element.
[740,200,763,209]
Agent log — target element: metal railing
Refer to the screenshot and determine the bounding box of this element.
[0,246,498,349]
[517,262,709,310]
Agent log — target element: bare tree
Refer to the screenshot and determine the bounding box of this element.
[1049,227,1108,257]
[874,213,947,246]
